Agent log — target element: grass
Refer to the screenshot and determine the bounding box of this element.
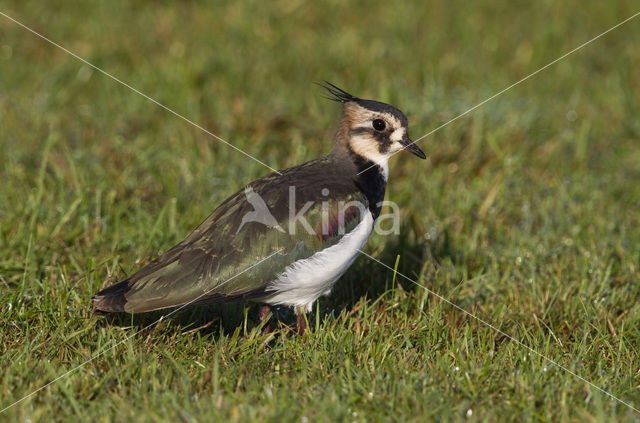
[1,0,640,421]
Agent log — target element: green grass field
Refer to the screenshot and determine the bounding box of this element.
[2,1,640,421]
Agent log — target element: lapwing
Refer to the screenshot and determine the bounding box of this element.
[93,83,426,334]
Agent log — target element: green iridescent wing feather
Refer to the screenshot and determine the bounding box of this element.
[120,157,368,312]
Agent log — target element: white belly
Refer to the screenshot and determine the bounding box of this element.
[264,211,374,311]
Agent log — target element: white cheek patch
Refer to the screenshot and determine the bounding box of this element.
[390,128,405,142]
[349,135,390,180]
[387,128,406,154]
[350,135,388,162]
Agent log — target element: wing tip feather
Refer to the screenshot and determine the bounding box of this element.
[92,280,131,312]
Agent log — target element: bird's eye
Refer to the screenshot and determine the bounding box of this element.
[372,119,386,131]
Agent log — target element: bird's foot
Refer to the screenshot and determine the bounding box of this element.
[259,304,272,336]
[295,306,307,336]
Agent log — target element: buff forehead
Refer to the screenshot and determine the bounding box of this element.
[343,102,403,129]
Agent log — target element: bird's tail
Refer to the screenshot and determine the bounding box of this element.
[92,279,131,312]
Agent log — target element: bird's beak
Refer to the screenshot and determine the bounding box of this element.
[401,135,426,159]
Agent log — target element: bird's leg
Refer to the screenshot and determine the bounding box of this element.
[259,304,272,335]
[295,306,307,335]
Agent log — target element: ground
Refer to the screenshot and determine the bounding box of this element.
[1,0,640,421]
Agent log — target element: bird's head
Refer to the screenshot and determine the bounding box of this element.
[321,82,426,166]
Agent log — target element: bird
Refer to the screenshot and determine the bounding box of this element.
[93,82,426,335]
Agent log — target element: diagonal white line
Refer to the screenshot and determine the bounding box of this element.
[357,249,640,414]
[0,10,282,175]
[0,248,284,414]
[358,10,640,175]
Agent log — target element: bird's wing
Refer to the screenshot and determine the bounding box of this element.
[110,159,370,313]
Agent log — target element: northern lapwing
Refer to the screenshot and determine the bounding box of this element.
[93,83,426,334]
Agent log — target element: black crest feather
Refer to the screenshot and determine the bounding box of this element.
[316,81,358,103]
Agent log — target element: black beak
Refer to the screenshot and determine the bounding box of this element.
[401,136,426,159]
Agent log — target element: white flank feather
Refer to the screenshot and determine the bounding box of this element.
[264,211,375,312]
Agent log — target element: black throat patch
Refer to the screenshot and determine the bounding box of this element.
[345,144,387,219]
